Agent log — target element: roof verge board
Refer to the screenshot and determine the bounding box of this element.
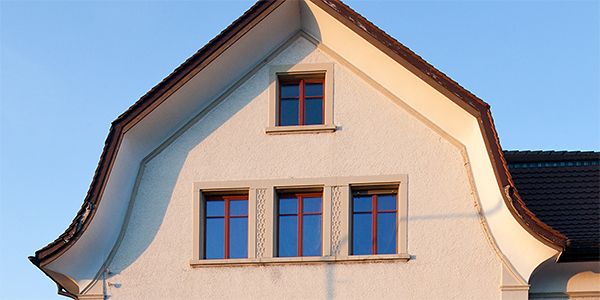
[32,0,577,295]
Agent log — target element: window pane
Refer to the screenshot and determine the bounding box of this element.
[303,196,321,213]
[352,213,372,255]
[281,83,299,98]
[280,98,299,126]
[278,215,298,257]
[205,218,224,259]
[353,195,372,213]
[377,194,396,211]
[377,212,396,254]
[302,215,321,256]
[230,199,247,216]
[206,200,224,217]
[279,196,297,214]
[229,217,248,258]
[304,98,323,125]
[305,83,323,96]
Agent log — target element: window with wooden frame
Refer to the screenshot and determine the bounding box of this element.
[277,191,322,257]
[267,64,335,134]
[351,187,397,255]
[204,194,248,259]
[278,75,324,126]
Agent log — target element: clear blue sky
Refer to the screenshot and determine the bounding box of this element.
[1,1,598,299]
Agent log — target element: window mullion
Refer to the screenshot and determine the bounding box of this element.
[372,194,378,254]
[224,198,230,259]
[299,79,305,125]
[298,195,303,256]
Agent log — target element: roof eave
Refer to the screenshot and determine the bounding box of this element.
[309,0,567,251]
[31,0,570,279]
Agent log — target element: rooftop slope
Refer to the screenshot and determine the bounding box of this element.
[505,150,600,262]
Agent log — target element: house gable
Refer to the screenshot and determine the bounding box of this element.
[106,34,502,299]
[31,1,570,298]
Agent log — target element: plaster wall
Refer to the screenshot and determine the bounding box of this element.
[106,37,502,299]
[298,1,556,282]
[530,259,600,299]
[44,1,300,287]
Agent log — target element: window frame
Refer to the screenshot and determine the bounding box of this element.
[351,189,398,255]
[204,194,249,259]
[267,63,335,134]
[276,191,323,257]
[194,188,253,262]
[278,78,325,127]
[192,175,408,267]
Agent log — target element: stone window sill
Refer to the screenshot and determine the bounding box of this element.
[190,253,410,267]
[265,124,336,135]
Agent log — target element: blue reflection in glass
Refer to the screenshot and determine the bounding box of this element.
[206,200,224,217]
[302,215,321,256]
[304,98,323,125]
[230,199,247,216]
[278,215,298,257]
[229,218,248,258]
[305,83,323,96]
[279,196,297,214]
[303,197,321,213]
[281,84,299,98]
[377,194,396,211]
[205,218,224,259]
[280,98,299,126]
[377,212,396,254]
[352,213,372,255]
[353,195,372,212]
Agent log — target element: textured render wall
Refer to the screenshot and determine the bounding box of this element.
[107,37,501,299]
[529,259,600,299]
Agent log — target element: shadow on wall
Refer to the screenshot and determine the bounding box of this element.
[103,29,323,278]
[92,6,509,296]
[529,255,600,297]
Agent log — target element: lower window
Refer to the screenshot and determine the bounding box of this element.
[204,195,248,259]
[277,192,322,257]
[352,188,397,255]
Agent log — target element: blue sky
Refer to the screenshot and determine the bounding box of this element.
[1,1,598,299]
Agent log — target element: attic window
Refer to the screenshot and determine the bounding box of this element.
[279,76,324,126]
[267,64,335,134]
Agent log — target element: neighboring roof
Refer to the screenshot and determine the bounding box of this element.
[31,0,577,284]
[505,150,600,262]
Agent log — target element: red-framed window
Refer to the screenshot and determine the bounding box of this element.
[278,78,324,126]
[204,195,248,259]
[277,192,322,257]
[352,190,397,255]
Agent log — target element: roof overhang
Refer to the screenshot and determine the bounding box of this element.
[32,0,575,296]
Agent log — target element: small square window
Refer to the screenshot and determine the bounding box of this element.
[267,64,335,134]
[204,194,248,259]
[278,78,324,126]
[351,188,398,255]
[277,192,323,257]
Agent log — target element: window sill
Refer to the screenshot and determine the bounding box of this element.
[190,253,410,267]
[265,124,336,135]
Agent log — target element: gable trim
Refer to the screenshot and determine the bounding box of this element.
[31,0,286,268]
[31,0,567,283]
[308,0,566,251]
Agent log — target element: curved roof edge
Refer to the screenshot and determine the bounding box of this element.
[31,0,569,288]
[32,0,283,267]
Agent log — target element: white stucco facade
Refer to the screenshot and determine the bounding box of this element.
[98,36,504,299]
[36,2,600,299]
